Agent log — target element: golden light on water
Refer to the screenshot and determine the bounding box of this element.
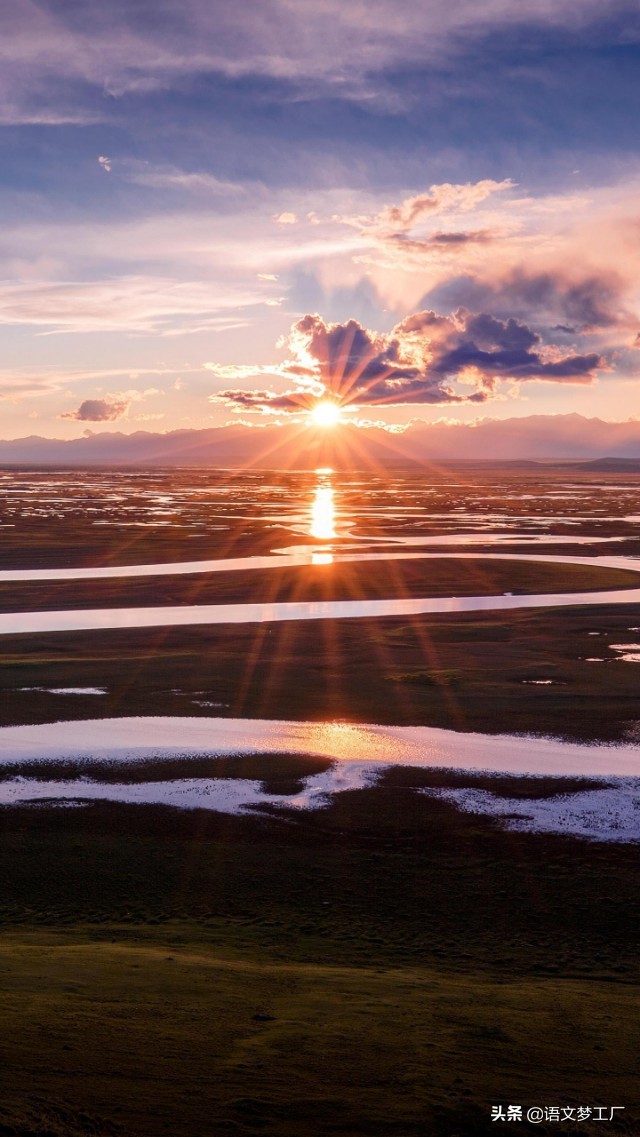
[310,401,341,428]
[310,469,336,544]
[310,483,336,539]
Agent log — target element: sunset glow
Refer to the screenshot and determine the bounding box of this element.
[3,3,640,1135]
[0,0,638,453]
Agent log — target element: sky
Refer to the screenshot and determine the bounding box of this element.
[1,0,640,440]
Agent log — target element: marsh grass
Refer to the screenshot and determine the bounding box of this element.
[3,603,640,741]
[1,929,638,1136]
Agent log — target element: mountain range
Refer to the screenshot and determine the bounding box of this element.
[4,414,640,467]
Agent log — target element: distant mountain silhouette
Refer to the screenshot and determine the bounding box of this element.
[574,457,640,471]
[3,414,640,466]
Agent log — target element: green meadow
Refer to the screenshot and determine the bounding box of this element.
[1,765,639,1136]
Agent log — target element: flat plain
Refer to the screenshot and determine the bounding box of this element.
[1,466,639,1136]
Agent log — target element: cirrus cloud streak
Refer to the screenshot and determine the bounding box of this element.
[0,0,627,123]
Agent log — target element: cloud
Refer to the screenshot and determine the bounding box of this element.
[0,0,622,122]
[0,275,274,335]
[4,171,628,346]
[98,155,112,173]
[210,309,603,414]
[213,388,311,414]
[348,180,514,234]
[0,106,101,125]
[429,231,497,246]
[0,365,179,403]
[61,396,131,422]
[331,180,515,272]
[124,163,244,195]
[0,374,65,400]
[426,269,627,333]
[60,385,161,422]
[335,180,513,238]
[204,355,325,398]
[274,212,297,225]
[354,228,506,272]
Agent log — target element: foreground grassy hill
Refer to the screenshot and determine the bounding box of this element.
[1,778,638,1137]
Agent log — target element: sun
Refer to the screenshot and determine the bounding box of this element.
[309,401,342,428]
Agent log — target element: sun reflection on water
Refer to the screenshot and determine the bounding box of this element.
[310,471,336,544]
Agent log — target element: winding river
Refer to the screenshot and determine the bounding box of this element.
[1,550,640,636]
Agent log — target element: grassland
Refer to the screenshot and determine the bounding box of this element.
[1,782,639,1136]
[2,931,638,1137]
[3,589,640,1134]
[2,471,640,1135]
[0,556,639,613]
[2,601,640,741]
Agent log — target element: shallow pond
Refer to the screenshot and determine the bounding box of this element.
[1,715,639,842]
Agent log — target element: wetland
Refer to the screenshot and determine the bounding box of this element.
[1,465,640,1136]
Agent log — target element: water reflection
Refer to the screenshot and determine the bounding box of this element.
[2,716,640,842]
[1,713,638,775]
[310,470,336,542]
[7,581,640,637]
